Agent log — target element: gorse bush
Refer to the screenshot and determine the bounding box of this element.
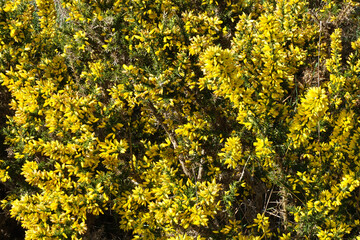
[1,0,360,239]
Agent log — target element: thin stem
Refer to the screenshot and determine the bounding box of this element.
[147,100,191,177]
[317,21,322,160]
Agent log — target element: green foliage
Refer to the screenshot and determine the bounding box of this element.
[1,0,360,239]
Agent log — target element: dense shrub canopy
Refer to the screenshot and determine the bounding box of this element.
[1,0,360,239]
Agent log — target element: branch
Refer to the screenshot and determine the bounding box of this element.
[147,101,191,177]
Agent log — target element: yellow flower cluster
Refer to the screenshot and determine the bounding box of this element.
[1,0,360,239]
[288,87,329,148]
[219,136,243,169]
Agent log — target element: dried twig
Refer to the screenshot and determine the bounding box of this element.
[147,100,191,177]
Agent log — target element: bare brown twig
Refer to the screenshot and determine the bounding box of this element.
[147,101,191,177]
